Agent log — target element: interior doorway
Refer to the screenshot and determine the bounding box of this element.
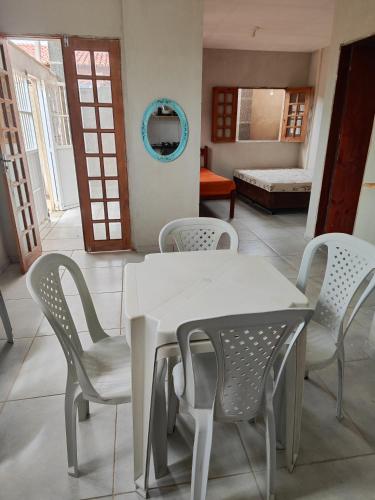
[316,34,375,235]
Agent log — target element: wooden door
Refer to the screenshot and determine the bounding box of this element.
[62,37,131,251]
[0,39,42,272]
[316,38,375,235]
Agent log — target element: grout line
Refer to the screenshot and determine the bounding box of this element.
[2,392,65,403]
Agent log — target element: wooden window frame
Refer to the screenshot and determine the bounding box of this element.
[280,87,313,143]
[211,86,313,144]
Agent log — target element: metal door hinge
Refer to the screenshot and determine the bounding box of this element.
[63,35,69,48]
[0,154,12,173]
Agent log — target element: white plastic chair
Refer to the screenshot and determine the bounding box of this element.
[155,309,313,500]
[159,217,239,253]
[26,253,132,477]
[297,233,375,419]
[0,290,13,343]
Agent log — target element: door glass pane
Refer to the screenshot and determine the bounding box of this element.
[25,207,32,227]
[97,80,112,103]
[99,107,114,129]
[103,157,117,176]
[18,209,26,230]
[81,107,96,129]
[106,180,119,198]
[86,157,101,177]
[94,51,110,76]
[91,202,105,220]
[89,180,103,199]
[78,80,94,103]
[20,183,28,203]
[101,133,116,154]
[107,201,120,219]
[84,133,99,153]
[93,223,106,240]
[109,222,122,239]
[75,51,92,75]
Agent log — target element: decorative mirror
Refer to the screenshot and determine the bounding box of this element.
[141,98,189,162]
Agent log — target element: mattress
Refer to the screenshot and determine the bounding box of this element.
[200,167,236,196]
[233,168,312,193]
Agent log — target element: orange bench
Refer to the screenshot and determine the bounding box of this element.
[200,146,236,219]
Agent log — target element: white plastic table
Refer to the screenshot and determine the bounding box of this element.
[123,250,309,496]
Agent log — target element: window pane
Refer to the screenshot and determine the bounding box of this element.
[109,222,122,240]
[103,157,117,177]
[89,180,103,199]
[94,51,110,76]
[105,180,119,198]
[86,157,101,177]
[97,80,112,103]
[107,201,120,219]
[78,80,94,103]
[75,51,91,75]
[81,107,96,129]
[91,202,105,220]
[93,223,106,240]
[99,107,114,129]
[84,133,99,153]
[101,132,116,154]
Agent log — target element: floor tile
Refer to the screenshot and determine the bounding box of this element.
[0,264,30,300]
[264,236,308,256]
[42,238,85,252]
[8,335,67,400]
[61,267,123,295]
[238,240,278,257]
[45,226,83,240]
[0,396,116,500]
[117,473,259,499]
[0,298,43,339]
[317,359,375,448]
[0,339,32,401]
[255,454,375,500]
[38,292,123,334]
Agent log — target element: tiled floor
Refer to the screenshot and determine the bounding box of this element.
[0,200,374,499]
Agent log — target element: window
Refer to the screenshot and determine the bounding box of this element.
[46,83,72,146]
[13,71,37,151]
[211,86,312,144]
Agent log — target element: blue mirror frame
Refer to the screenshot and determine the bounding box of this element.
[141,98,189,162]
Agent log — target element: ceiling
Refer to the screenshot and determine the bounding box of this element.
[204,0,335,52]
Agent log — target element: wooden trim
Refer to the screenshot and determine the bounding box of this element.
[62,36,131,252]
[211,87,238,143]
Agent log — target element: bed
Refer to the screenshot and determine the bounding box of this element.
[233,168,312,212]
[200,146,236,218]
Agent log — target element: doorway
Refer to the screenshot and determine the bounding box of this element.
[316,34,375,235]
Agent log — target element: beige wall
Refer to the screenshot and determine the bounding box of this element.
[305,0,375,242]
[249,89,284,140]
[0,0,203,253]
[201,48,312,178]
[0,231,8,273]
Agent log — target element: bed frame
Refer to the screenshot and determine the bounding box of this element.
[234,177,310,213]
[200,146,236,219]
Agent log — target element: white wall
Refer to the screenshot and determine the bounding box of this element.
[122,0,202,251]
[305,0,375,242]
[201,48,312,178]
[0,0,203,252]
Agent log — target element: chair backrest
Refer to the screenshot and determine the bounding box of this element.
[159,217,239,252]
[176,309,313,421]
[26,253,105,398]
[297,233,375,341]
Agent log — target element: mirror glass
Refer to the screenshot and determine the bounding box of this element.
[142,99,188,162]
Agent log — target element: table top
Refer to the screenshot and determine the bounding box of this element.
[123,250,308,345]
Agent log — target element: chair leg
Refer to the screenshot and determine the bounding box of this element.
[65,382,79,477]
[191,409,213,500]
[77,394,90,422]
[336,355,344,421]
[229,190,236,219]
[265,407,276,500]
[152,359,169,479]
[0,291,13,344]
[167,356,179,434]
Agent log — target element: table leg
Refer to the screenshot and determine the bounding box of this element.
[285,329,306,472]
[0,291,13,344]
[130,316,159,498]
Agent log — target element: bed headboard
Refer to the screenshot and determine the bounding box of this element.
[200,146,209,169]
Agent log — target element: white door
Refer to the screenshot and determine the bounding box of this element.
[45,82,79,209]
